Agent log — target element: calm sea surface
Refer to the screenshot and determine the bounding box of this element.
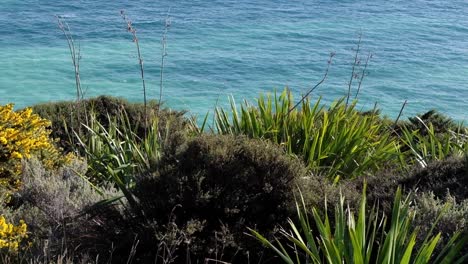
[1,0,467,120]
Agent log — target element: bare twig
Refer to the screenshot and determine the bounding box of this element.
[355,52,372,100]
[121,10,148,128]
[126,237,140,264]
[287,52,335,115]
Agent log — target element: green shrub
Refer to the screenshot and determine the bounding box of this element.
[401,156,467,201]
[84,134,307,263]
[412,192,468,256]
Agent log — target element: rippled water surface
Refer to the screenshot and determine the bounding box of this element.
[1,0,467,120]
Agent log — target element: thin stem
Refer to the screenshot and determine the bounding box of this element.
[159,16,171,116]
[57,16,82,101]
[287,52,335,116]
[346,33,362,108]
[394,100,408,127]
[121,11,147,131]
[355,52,372,100]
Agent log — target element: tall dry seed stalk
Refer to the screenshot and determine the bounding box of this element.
[346,33,362,108]
[57,16,88,140]
[120,10,148,129]
[159,15,171,116]
[57,16,83,101]
[346,34,373,106]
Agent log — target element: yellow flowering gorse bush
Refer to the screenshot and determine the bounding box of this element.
[0,216,27,252]
[0,103,72,192]
[0,103,76,253]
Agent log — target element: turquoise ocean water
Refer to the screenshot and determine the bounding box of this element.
[1,0,467,121]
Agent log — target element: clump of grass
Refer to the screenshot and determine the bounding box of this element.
[74,108,166,211]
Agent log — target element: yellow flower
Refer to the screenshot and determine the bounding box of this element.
[0,216,28,252]
[0,103,71,191]
[10,151,22,159]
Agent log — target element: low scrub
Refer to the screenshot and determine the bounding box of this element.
[401,156,468,201]
[83,134,307,263]
[412,192,468,256]
[1,158,119,260]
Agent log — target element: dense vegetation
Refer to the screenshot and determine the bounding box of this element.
[0,92,467,263]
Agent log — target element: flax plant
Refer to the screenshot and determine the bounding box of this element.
[74,110,161,208]
[400,117,468,167]
[215,89,400,179]
[249,186,468,264]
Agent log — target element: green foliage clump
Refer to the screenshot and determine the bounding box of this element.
[405,110,458,135]
[393,108,468,168]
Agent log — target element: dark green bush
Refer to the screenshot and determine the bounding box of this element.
[139,134,308,262]
[31,96,188,152]
[349,156,468,214]
[401,156,468,201]
[83,134,307,263]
